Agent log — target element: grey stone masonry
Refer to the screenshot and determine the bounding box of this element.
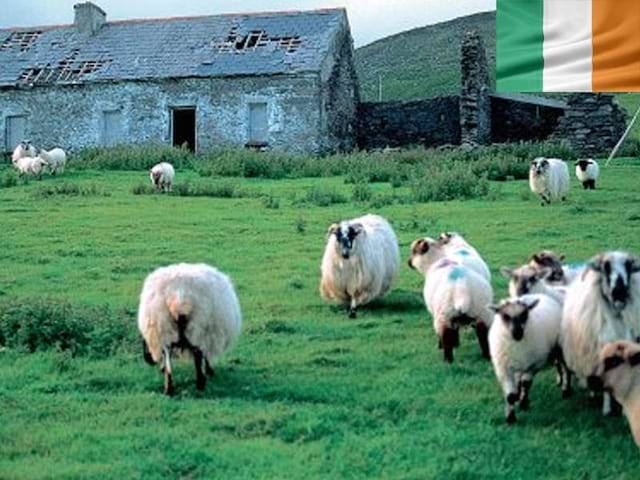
[552,94,627,157]
[459,31,491,146]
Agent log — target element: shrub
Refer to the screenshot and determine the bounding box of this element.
[73,144,193,170]
[352,181,373,203]
[409,162,489,202]
[0,169,18,188]
[262,195,280,209]
[299,186,347,207]
[131,183,154,195]
[0,298,136,357]
[33,182,110,198]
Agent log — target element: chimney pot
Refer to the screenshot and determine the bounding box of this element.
[74,2,106,35]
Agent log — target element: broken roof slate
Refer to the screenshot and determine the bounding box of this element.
[0,9,345,87]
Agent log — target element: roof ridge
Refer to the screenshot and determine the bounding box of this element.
[0,7,346,32]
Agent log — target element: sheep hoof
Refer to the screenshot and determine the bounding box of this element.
[348,308,357,319]
[205,361,215,378]
[506,411,517,424]
[196,376,206,391]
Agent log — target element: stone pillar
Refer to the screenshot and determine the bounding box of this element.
[459,31,491,146]
[552,94,627,156]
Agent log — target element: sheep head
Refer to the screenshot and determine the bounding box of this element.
[530,157,549,176]
[529,250,565,283]
[489,297,540,342]
[501,265,552,297]
[407,237,444,274]
[588,340,640,399]
[329,221,364,260]
[588,252,640,313]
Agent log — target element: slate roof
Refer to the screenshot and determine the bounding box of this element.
[0,8,346,88]
[491,93,568,110]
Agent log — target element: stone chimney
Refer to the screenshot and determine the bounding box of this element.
[460,31,491,146]
[74,2,106,35]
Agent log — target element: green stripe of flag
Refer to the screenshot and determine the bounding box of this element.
[497,0,544,92]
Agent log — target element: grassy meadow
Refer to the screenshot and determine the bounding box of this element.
[1,152,640,479]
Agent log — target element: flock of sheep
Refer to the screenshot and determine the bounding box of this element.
[7,141,636,446]
[11,140,67,178]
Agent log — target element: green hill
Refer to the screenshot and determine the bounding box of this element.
[354,11,640,141]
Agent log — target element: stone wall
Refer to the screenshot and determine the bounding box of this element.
[491,97,565,143]
[356,96,461,149]
[319,20,360,153]
[459,31,491,145]
[0,74,326,154]
[552,94,627,156]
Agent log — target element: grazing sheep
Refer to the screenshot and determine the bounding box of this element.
[320,214,400,318]
[39,148,67,175]
[528,250,585,285]
[561,251,640,415]
[149,162,175,192]
[436,231,491,281]
[529,157,570,206]
[575,159,599,190]
[588,340,640,447]
[408,237,493,362]
[11,140,36,165]
[14,156,48,179]
[489,294,566,423]
[138,263,242,395]
[500,265,567,305]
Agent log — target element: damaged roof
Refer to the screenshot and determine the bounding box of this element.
[0,8,346,88]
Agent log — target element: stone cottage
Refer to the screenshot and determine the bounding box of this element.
[0,2,359,154]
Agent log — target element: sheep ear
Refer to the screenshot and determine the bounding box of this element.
[525,298,540,311]
[531,253,542,264]
[628,352,640,367]
[500,267,514,278]
[327,223,339,236]
[413,238,430,255]
[350,223,364,236]
[630,256,640,274]
[559,254,566,262]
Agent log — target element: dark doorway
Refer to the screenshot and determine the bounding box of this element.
[172,108,196,152]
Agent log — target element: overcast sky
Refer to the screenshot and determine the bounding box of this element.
[0,0,496,47]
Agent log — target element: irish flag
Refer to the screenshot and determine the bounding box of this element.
[497,0,640,92]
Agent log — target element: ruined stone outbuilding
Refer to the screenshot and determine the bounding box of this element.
[0,2,359,154]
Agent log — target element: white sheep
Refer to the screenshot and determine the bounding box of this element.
[149,162,175,192]
[588,340,640,447]
[489,294,565,423]
[138,262,242,395]
[11,140,36,165]
[501,265,567,305]
[529,157,570,206]
[575,159,599,190]
[561,251,640,415]
[39,148,67,175]
[320,214,400,318]
[408,237,493,362]
[437,231,491,282]
[14,156,48,179]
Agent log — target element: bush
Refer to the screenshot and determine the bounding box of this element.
[261,195,280,209]
[299,186,347,207]
[0,169,18,188]
[409,162,490,202]
[352,181,373,203]
[73,144,193,170]
[33,182,110,198]
[0,298,136,357]
[132,181,252,198]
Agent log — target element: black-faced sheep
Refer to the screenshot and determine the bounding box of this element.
[11,140,36,165]
[529,157,570,206]
[320,214,400,318]
[575,159,599,190]
[138,263,242,395]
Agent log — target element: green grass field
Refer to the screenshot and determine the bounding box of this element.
[1,160,640,479]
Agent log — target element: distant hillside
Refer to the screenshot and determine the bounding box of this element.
[354,11,640,141]
[355,11,496,102]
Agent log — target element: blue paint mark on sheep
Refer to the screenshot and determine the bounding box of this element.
[448,266,466,281]
[455,249,471,257]
[567,262,585,271]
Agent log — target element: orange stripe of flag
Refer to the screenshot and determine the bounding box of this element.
[592,0,640,92]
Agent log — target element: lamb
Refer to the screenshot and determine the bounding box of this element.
[137,263,242,395]
[489,294,565,423]
[436,231,491,282]
[408,237,493,362]
[575,159,599,190]
[149,162,175,192]
[529,157,570,206]
[561,251,640,415]
[588,341,640,447]
[39,148,67,175]
[14,156,48,179]
[320,214,400,319]
[500,265,567,305]
[11,140,36,165]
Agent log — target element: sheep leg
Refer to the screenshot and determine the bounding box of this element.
[582,181,588,190]
[142,340,155,366]
[348,297,358,319]
[204,358,215,377]
[503,375,518,424]
[192,347,206,391]
[474,321,490,359]
[441,327,457,363]
[603,392,612,416]
[518,375,533,411]
[163,346,174,396]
